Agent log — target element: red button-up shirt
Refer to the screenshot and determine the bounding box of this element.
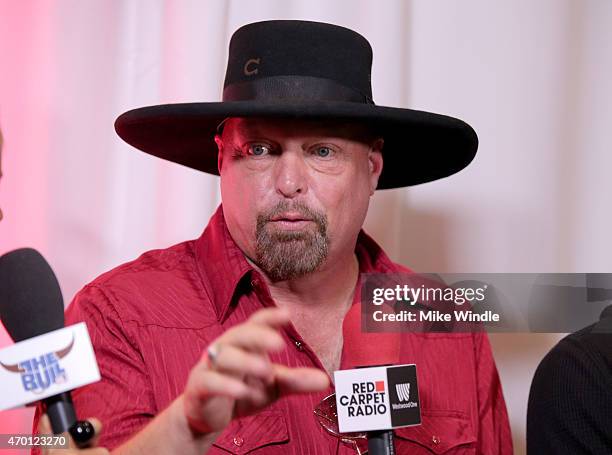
[33,205,512,454]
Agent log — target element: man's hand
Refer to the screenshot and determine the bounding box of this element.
[182,307,330,434]
[111,307,329,455]
[38,413,108,454]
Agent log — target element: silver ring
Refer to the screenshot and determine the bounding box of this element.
[207,343,222,367]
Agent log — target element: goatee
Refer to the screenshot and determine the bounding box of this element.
[255,201,329,282]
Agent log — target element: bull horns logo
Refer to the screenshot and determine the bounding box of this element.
[0,334,75,373]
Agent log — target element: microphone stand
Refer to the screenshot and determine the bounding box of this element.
[367,429,395,455]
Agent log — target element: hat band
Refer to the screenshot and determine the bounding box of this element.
[222,75,374,104]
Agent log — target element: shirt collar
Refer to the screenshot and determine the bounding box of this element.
[194,205,253,322]
[194,204,405,322]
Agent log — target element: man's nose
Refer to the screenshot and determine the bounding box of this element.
[273,151,308,198]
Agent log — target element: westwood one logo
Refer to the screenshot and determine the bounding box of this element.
[396,382,410,401]
[392,381,418,411]
[0,336,74,394]
[339,380,387,417]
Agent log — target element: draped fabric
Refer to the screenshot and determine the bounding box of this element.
[1,2,611,454]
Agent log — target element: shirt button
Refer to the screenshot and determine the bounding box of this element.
[233,436,244,447]
[294,340,304,351]
[432,435,441,445]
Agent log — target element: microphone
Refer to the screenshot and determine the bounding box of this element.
[342,302,400,455]
[0,248,96,446]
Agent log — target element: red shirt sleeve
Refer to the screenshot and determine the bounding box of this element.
[32,284,157,452]
[473,332,513,454]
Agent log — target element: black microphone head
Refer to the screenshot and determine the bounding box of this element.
[0,248,64,341]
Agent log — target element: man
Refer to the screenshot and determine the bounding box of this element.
[34,20,512,453]
[527,305,612,453]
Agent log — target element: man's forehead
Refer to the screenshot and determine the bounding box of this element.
[221,117,378,142]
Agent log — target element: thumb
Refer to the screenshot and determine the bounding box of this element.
[38,413,74,453]
[85,418,103,447]
[38,413,52,434]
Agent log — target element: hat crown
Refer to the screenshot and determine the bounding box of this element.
[223,20,374,103]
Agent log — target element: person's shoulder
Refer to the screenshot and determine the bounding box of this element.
[537,329,592,372]
[92,239,197,286]
[533,322,612,390]
[549,321,612,374]
[68,239,202,321]
[527,313,612,452]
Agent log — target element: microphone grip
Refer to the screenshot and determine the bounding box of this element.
[45,392,76,433]
[44,392,96,448]
[368,430,395,455]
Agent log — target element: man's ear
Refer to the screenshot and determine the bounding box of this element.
[368,138,384,194]
[214,134,224,173]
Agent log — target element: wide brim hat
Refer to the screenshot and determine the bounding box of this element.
[115,20,478,189]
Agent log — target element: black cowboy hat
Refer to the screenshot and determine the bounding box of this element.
[115,20,477,189]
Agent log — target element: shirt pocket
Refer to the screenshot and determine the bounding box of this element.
[212,413,289,454]
[394,410,477,454]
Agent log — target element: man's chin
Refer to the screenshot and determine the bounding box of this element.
[255,238,327,282]
[255,212,329,282]
[262,229,314,244]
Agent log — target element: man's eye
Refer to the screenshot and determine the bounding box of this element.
[313,146,333,158]
[247,144,270,156]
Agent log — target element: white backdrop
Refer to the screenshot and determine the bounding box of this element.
[1,1,612,453]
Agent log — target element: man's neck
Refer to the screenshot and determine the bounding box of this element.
[253,251,359,376]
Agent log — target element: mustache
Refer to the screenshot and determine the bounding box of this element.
[257,201,327,230]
